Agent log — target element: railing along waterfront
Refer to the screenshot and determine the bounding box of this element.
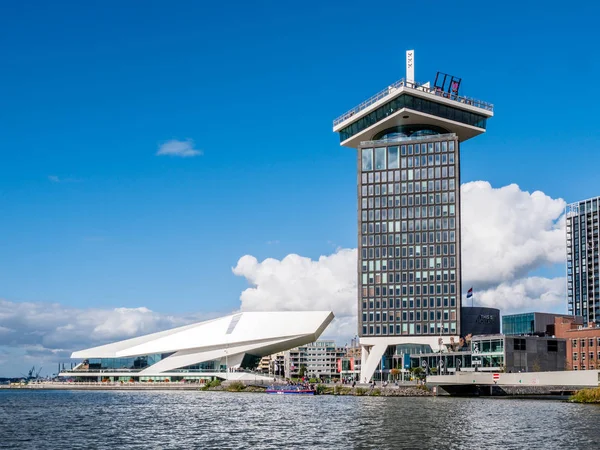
[333,78,494,127]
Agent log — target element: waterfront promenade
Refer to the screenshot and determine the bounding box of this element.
[0,380,428,396]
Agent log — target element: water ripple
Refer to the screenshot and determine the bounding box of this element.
[0,390,599,449]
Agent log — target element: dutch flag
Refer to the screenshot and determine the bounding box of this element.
[466,287,473,298]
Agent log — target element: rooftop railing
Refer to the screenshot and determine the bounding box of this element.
[333,78,494,127]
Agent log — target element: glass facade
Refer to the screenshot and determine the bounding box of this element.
[358,135,461,337]
[173,360,223,373]
[502,313,535,336]
[84,353,174,372]
[471,336,504,368]
[566,197,600,323]
[339,94,487,142]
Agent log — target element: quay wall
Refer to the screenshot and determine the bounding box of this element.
[428,370,600,387]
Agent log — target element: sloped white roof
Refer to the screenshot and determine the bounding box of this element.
[71,311,334,374]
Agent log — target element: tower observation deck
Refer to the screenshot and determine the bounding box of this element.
[333,51,493,383]
[333,77,493,148]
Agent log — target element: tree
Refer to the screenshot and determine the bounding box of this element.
[298,364,307,379]
[411,367,424,379]
[390,368,401,380]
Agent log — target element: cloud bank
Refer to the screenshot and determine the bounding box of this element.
[1,181,568,375]
[0,300,213,376]
[232,181,567,340]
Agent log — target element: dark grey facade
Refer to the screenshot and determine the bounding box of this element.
[461,307,500,336]
[566,197,600,323]
[503,335,566,372]
[358,134,462,337]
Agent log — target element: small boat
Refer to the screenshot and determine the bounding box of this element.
[266,384,315,395]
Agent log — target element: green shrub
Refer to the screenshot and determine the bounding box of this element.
[334,385,351,395]
[225,381,246,392]
[200,378,222,391]
[370,388,382,396]
[315,384,328,395]
[354,387,367,396]
[570,387,600,403]
[208,379,222,388]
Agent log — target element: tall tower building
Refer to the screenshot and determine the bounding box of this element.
[566,196,600,323]
[332,51,493,381]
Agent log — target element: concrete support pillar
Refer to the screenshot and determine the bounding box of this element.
[360,343,388,383]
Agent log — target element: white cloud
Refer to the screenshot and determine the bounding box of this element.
[232,249,357,317]
[156,139,202,157]
[48,175,81,183]
[0,299,217,377]
[461,181,566,288]
[232,182,569,341]
[475,277,566,314]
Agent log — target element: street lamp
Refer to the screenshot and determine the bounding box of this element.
[438,336,443,376]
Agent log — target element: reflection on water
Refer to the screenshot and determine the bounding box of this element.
[1,390,599,449]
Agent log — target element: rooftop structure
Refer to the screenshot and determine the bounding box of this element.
[333,74,494,148]
[60,311,334,382]
[502,312,575,336]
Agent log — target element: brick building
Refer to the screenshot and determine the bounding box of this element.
[554,316,600,370]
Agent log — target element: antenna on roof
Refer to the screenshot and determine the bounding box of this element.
[406,50,414,83]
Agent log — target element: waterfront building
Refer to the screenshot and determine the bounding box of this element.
[502,312,574,336]
[337,345,362,382]
[256,355,271,373]
[566,196,600,323]
[256,352,286,377]
[554,316,600,370]
[287,340,346,381]
[409,334,566,374]
[60,311,333,382]
[332,51,493,382]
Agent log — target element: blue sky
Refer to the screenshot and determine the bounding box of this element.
[1,1,599,371]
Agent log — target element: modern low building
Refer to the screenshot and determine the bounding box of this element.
[337,345,362,382]
[287,340,346,381]
[554,316,600,370]
[566,196,600,323]
[409,334,566,374]
[332,50,494,382]
[502,312,573,336]
[60,311,334,382]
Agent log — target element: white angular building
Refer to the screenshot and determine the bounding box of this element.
[60,311,334,382]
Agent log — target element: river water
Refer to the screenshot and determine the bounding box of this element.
[1,390,599,449]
